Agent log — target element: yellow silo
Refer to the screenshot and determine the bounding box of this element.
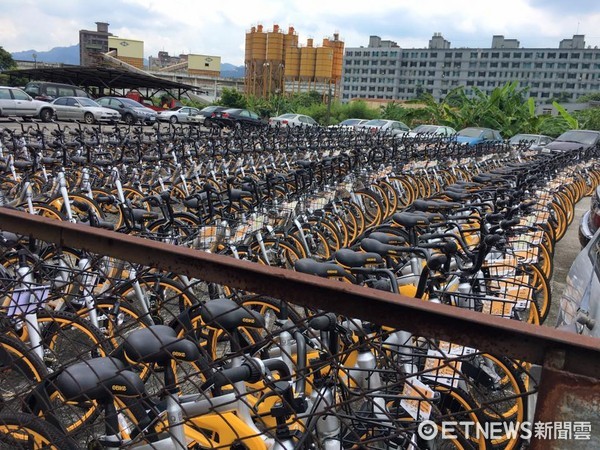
[329,33,344,80]
[314,47,333,80]
[300,38,316,79]
[284,26,299,49]
[266,24,284,62]
[253,24,267,61]
[245,26,255,61]
[284,46,300,78]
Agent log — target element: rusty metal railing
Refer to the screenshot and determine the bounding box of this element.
[1,208,598,448]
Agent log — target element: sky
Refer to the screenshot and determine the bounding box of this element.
[2,0,600,66]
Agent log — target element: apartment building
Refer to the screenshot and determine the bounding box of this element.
[341,34,600,103]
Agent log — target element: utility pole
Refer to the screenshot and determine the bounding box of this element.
[325,84,332,125]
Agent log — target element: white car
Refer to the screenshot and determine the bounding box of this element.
[0,86,55,122]
[329,118,369,129]
[51,97,121,124]
[407,124,456,138]
[157,106,204,124]
[362,119,410,137]
[269,113,318,127]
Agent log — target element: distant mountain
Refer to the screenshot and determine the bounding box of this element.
[11,44,245,77]
[12,44,80,65]
[221,63,245,78]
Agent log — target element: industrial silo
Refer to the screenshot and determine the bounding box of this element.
[300,39,317,81]
[314,46,333,81]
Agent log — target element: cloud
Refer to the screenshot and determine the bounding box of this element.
[4,0,600,65]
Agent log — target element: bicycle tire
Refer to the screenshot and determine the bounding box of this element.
[0,412,79,450]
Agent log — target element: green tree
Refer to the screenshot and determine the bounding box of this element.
[218,88,247,109]
[552,101,579,129]
[575,107,600,131]
[576,92,600,103]
[0,46,15,71]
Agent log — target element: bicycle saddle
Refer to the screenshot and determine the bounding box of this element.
[294,258,355,282]
[200,298,265,332]
[55,357,145,403]
[333,248,383,269]
[360,238,409,258]
[391,212,430,228]
[123,325,200,366]
[367,232,406,246]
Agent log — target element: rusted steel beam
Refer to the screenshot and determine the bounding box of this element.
[531,366,600,449]
[2,208,600,378]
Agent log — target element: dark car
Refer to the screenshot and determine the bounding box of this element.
[206,108,265,129]
[541,129,600,154]
[96,96,157,125]
[454,127,503,146]
[198,105,228,120]
[579,186,600,248]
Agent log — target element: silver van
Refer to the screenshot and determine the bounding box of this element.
[24,81,90,102]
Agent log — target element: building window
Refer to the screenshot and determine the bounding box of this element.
[512,62,520,68]
[503,52,511,58]
[355,51,361,57]
[455,52,462,58]
[513,52,521,58]
[490,62,498,68]
[346,51,353,57]
[445,52,452,58]
[524,52,532,58]
[571,53,580,59]
[559,53,568,59]
[430,52,437,58]
[390,51,398,57]
[491,52,499,58]
[381,51,388,57]
[534,63,543,68]
[569,63,578,69]
[535,52,545,58]
[481,52,489,58]
[547,52,556,59]
[478,71,486,77]
[545,62,555,69]
[470,52,478,58]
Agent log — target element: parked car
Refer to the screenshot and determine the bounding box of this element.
[407,124,456,138]
[508,133,553,151]
[24,81,90,102]
[541,129,600,154]
[51,97,120,124]
[579,186,600,248]
[330,118,369,129]
[362,119,410,137]
[0,86,55,122]
[454,127,503,146]
[206,108,264,129]
[96,97,157,124]
[556,226,600,336]
[198,105,228,119]
[269,113,318,128]
[157,106,204,124]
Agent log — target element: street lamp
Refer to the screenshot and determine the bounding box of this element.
[32,53,37,69]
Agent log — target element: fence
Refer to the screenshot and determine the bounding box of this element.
[1,207,598,448]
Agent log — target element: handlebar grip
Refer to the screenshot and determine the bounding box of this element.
[72,200,90,212]
[500,218,521,229]
[308,313,337,332]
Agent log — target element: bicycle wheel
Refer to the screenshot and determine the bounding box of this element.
[0,412,79,450]
[0,334,48,413]
[111,274,199,326]
[18,309,113,373]
[519,265,551,324]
